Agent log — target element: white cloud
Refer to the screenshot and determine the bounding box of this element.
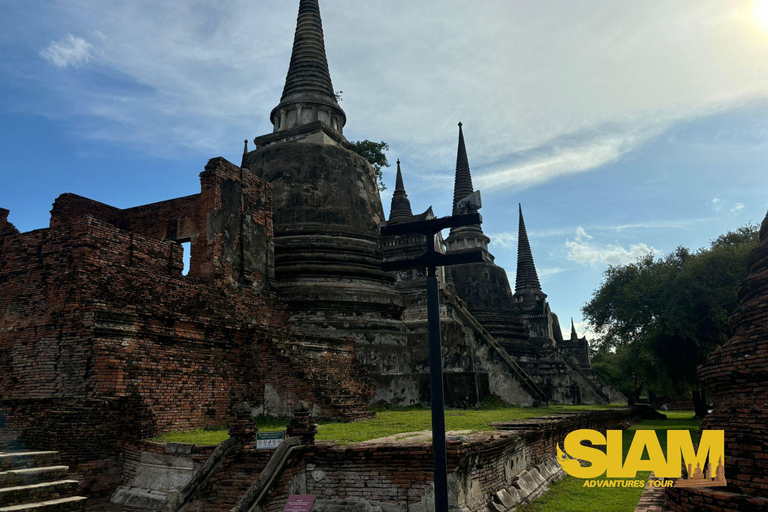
[39,35,93,68]
[538,267,568,282]
[708,197,747,215]
[489,232,517,248]
[565,227,656,267]
[597,218,712,232]
[475,130,654,191]
[11,0,768,170]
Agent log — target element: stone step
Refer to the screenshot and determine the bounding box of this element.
[0,480,79,507]
[0,496,86,512]
[0,468,70,488]
[0,455,60,473]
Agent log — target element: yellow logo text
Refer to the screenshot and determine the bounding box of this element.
[556,429,726,487]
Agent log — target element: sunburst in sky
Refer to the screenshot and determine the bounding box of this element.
[754,0,768,34]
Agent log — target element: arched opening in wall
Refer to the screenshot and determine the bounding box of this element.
[181,241,191,276]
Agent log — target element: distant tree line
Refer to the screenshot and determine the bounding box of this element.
[583,224,759,417]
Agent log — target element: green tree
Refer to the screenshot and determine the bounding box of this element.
[584,224,759,416]
[349,140,389,191]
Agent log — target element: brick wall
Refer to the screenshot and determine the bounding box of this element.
[0,208,18,236]
[0,157,375,504]
[183,408,635,512]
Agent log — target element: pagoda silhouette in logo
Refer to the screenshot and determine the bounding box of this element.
[674,457,727,488]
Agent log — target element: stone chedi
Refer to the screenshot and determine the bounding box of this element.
[245,0,552,407]
[444,124,531,348]
[245,0,405,340]
[242,0,623,407]
[437,124,623,405]
[666,210,768,510]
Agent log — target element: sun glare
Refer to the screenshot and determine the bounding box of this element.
[753,0,768,34]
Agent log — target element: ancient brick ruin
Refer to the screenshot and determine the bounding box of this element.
[111,407,638,512]
[0,158,374,500]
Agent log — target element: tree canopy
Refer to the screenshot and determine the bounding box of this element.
[349,140,389,191]
[583,224,759,414]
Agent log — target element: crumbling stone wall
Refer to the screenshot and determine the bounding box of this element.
[49,158,274,288]
[0,157,375,504]
[0,208,19,236]
[174,408,635,512]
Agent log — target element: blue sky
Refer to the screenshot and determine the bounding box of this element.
[2,0,768,337]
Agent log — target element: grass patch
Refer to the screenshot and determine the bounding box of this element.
[153,415,289,445]
[154,403,624,445]
[516,410,701,512]
[316,404,621,444]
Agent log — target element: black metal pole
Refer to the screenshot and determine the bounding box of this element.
[426,264,448,512]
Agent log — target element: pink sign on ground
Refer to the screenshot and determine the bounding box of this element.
[284,495,315,512]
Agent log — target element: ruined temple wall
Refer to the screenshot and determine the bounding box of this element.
[1,157,374,433]
[1,213,370,431]
[0,196,374,503]
[0,208,19,236]
[194,408,635,512]
[0,221,145,400]
[47,158,275,286]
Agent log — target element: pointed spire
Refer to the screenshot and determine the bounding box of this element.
[395,159,405,191]
[241,139,249,169]
[571,318,578,340]
[452,122,474,215]
[389,159,413,223]
[282,0,335,102]
[270,0,346,133]
[515,204,543,296]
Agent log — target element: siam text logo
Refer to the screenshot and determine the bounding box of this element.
[556,429,726,488]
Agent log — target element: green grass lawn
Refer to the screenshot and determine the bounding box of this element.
[156,402,623,445]
[516,410,702,512]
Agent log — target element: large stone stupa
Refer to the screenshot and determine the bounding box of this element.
[245,0,406,340]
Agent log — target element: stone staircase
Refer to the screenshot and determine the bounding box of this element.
[0,451,86,511]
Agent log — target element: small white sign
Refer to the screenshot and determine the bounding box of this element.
[256,431,285,450]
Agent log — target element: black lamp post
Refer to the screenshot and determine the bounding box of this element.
[381,207,484,512]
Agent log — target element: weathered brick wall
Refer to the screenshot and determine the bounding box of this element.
[0,157,375,504]
[216,408,635,512]
[48,158,274,287]
[0,208,19,236]
[0,222,98,399]
[666,486,767,512]
[0,397,144,500]
[1,216,371,431]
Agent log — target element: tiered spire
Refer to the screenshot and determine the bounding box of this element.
[281,0,335,102]
[269,0,346,133]
[515,204,543,295]
[241,139,249,168]
[389,160,413,223]
[446,122,488,249]
[452,122,474,215]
